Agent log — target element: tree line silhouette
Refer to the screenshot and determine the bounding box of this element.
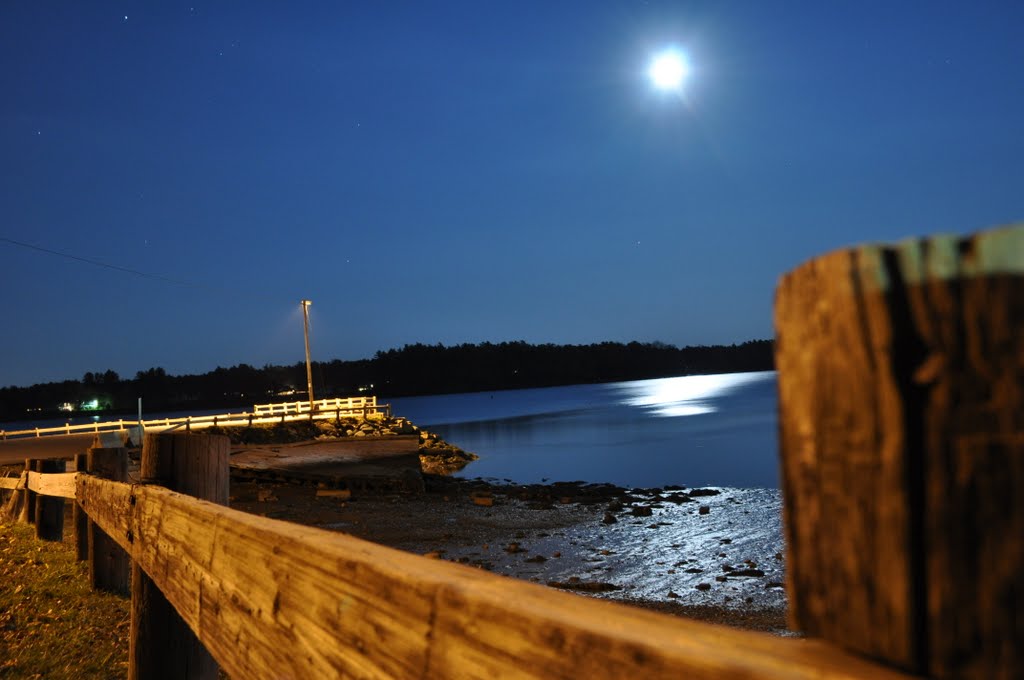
[0,339,773,422]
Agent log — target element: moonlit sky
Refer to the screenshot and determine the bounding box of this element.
[2,2,1022,387]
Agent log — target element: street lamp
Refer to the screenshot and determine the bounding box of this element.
[300,299,314,413]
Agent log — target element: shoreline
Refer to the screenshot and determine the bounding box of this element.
[229,474,790,634]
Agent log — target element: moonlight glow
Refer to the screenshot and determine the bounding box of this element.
[648,49,689,91]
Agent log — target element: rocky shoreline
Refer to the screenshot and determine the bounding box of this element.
[229,472,790,634]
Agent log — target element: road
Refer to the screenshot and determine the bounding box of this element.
[0,434,99,465]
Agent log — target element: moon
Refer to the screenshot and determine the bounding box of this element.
[648,49,689,92]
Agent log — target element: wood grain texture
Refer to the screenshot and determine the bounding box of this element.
[74,453,88,560]
[33,459,66,541]
[130,433,228,680]
[26,470,77,499]
[0,475,23,490]
[77,474,918,680]
[20,459,37,524]
[775,223,1024,678]
[87,448,130,595]
[1,471,27,519]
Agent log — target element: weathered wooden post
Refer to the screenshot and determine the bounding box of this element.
[34,459,66,541]
[20,459,39,524]
[129,432,228,680]
[88,447,130,594]
[775,223,1023,679]
[73,452,89,560]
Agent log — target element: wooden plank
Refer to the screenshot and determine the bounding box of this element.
[77,474,917,680]
[74,453,88,560]
[34,459,66,541]
[0,475,24,490]
[88,448,130,596]
[26,470,78,498]
[131,433,227,680]
[775,223,1024,678]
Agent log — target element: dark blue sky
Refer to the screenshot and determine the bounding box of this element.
[2,1,1022,387]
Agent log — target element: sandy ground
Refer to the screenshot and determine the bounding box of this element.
[230,474,792,634]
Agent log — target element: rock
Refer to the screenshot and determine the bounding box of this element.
[715,575,728,582]
[684,568,703,574]
[547,580,621,593]
[730,568,765,578]
[607,499,624,512]
[698,505,710,515]
[471,495,493,507]
[689,488,721,497]
[646,524,660,529]
[524,555,547,563]
[504,542,525,554]
[667,591,680,598]
[602,512,618,524]
[695,583,712,591]
[630,505,654,517]
[719,538,732,544]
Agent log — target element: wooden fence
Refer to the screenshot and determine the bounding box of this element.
[1,223,1020,678]
[252,395,378,416]
[2,435,913,680]
[0,396,389,441]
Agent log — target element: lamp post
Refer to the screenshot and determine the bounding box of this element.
[300,299,314,413]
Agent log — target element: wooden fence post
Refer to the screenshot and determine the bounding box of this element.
[34,459,66,541]
[73,452,89,560]
[774,224,1024,679]
[20,459,38,524]
[87,447,130,594]
[129,432,228,680]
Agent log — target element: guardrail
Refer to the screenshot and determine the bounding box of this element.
[0,398,390,441]
[252,395,377,415]
[1,436,915,680]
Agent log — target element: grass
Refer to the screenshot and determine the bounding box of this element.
[0,515,129,679]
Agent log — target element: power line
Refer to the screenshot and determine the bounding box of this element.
[0,236,196,287]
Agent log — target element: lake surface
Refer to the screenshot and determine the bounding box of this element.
[391,371,779,489]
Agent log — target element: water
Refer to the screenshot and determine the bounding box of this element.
[390,371,779,489]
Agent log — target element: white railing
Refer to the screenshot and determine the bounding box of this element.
[0,397,389,441]
[252,396,377,416]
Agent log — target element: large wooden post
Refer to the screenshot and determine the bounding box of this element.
[34,459,66,541]
[20,459,39,524]
[775,223,1023,678]
[129,432,228,680]
[73,452,89,560]
[88,447,130,594]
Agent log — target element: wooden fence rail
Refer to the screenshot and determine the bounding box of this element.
[252,395,378,415]
[2,445,916,679]
[76,472,910,680]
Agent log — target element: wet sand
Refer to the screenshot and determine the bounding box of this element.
[230,475,791,634]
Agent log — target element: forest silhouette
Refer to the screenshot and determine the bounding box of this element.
[0,340,773,421]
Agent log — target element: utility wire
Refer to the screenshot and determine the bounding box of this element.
[0,236,197,287]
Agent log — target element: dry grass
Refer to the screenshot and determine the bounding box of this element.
[0,516,129,679]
